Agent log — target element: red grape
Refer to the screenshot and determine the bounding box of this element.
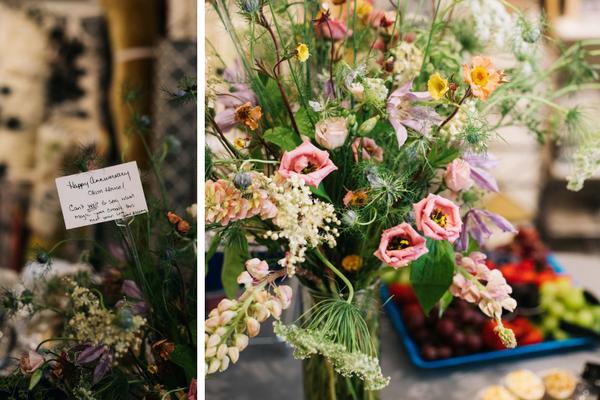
[466,334,483,352]
[437,346,452,359]
[420,344,437,361]
[435,319,455,338]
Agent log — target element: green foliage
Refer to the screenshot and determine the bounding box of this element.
[263,127,303,151]
[222,230,250,299]
[466,233,481,254]
[438,290,454,318]
[206,231,222,276]
[410,238,455,315]
[170,345,197,382]
[295,106,317,138]
[310,182,333,203]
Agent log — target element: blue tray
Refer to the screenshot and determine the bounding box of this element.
[381,254,596,369]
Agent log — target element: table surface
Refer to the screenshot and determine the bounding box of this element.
[205,252,600,400]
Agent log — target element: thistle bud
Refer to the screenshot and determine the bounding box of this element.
[342,210,358,226]
[207,334,221,348]
[219,311,236,325]
[233,172,252,190]
[218,299,232,313]
[36,252,48,264]
[522,26,541,43]
[113,308,134,330]
[208,358,220,374]
[205,346,217,357]
[247,318,260,338]
[234,334,249,351]
[228,347,240,364]
[357,115,380,136]
[217,344,228,360]
[219,356,230,372]
[241,0,260,12]
[257,305,270,323]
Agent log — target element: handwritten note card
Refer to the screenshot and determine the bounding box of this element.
[56,161,148,229]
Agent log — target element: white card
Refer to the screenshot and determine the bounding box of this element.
[55,161,149,229]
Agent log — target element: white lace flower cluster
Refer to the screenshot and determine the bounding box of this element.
[264,175,340,276]
[350,78,389,106]
[438,100,477,141]
[567,137,600,191]
[390,42,423,87]
[460,0,513,49]
[205,264,291,375]
[205,57,221,109]
[66,279,146,359]
[274,322,390,390]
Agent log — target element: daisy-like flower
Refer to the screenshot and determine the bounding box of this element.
[386,77,441,148]
[234,102,262,130]
[341,255,363,272]
[462,56,502,100]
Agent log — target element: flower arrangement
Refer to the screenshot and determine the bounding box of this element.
[205,0,598,395]
[0,84,198,400]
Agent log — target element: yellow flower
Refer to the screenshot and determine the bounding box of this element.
[351,0,373,18]
[427,73,449,100]
[295,43,310,62]
[233,138,247,149]
[342,255,363,272]
[147,364,158,374]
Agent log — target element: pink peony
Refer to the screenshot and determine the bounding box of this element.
[315,117,349,150]
[316,18,353,40]
[373,222,428,268]
[20,350,44,377]
[413,194,463,243]
[351,137,384,163]
[278,141,338,188]
[444,159,474,192]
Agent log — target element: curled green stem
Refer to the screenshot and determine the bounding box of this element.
[313,249,355,304]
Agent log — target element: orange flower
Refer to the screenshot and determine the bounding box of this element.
[167,212,191,234]
[234,102,262,130]
[167,212,182,225]
[343,190,368,207]
[152,339,175,360]
[342,255,363,272]
[462,56,502,100]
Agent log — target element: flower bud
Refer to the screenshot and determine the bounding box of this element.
[219,311,236,325]
[257,305,270,322]
[113,308,134,330]
[234,334,249,351]
[268,299,283,319]
[247,318,260,338]
[219,356,230,372]
[207,334,221,348]
[233,172,252,190]
[255,290,268,304]
[208,358,220,374]
[218,299,233,313]
[276,285,293,309]
[228,347,240,364]
[208,308,219,318]
[342,210,358,226]
[237,271,253,285]
[522,26,541,43]
[217,344,228,360]
[347,114,357,127]
[245,258,270,279]
[215,327,227,336]
[357,115,380,136]
[206,316,220,329]
[205,346,217,357]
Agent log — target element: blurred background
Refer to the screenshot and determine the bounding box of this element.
[0,0,196,371]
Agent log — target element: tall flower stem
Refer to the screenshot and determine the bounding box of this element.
[259,12,282,75]
[272,60,302,138]
[173,260,196,352]
[416,0,442,88]
[313,249,355,304]
[439,87,471,130]
[325,20,336,95]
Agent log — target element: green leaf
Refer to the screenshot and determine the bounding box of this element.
[295,106,317,138]
[310,182,333,203]
[222,233,250,299]
[466,233,481,254]
[170,345,197,383]
[369,121,395,137]
[410,238,455,315]
[206,232,221,277]
[438,290,454,318]
[263,127,303,151]
[189,320,197,347]
[428,141,461,167]
[29,369,42,390]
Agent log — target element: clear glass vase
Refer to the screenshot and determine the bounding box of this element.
[300,280,381,400]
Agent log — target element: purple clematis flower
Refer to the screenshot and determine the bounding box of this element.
[454,209,518,252]
[386,77,442,148]
[463,153,501,193]
[214,66,257,133]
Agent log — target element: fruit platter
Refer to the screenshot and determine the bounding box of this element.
[382,227,600,368]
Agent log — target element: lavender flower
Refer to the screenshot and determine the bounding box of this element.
[386,77,441,148]
[214,66,258,133]
[463,154,501,193]
[454,209,518,252]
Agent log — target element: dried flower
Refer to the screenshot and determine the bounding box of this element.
[152,339,175,360]
[147,364,158,374]
[20,350,43,377]
[234,102,262,130]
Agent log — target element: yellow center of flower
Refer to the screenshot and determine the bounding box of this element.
[387,236,411,251]
[233,138,246,149]
[350,191,368,206]
[395,97,413,121]
[430,208,447,227]
[471,66,489,87]
[342,255,363,272]
[352,0,373,18]
[295,43,310,62]
[302,162,319,174]
[235,106,251,122]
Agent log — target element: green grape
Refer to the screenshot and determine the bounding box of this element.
[556,279,573,298]
[563,311,576,322]
[540,282,558,297]
[549,302,566,318]
[553,329,570,341]
[574,309,595,328]
[563,289,586,310]
[541,316,559,332]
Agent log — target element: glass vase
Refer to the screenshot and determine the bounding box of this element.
[300,280,381,400]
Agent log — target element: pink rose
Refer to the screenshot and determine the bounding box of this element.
[352,137,384,163]
[316,18,353,40]
[373,222,428,268]
[20,350,44,377]
[278,141,338,188]
[444,159,474,192]
[315,117,349,150]
[413,194,463,243]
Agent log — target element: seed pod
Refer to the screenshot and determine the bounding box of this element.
[233,172,252,190]
[357,115,380,136]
